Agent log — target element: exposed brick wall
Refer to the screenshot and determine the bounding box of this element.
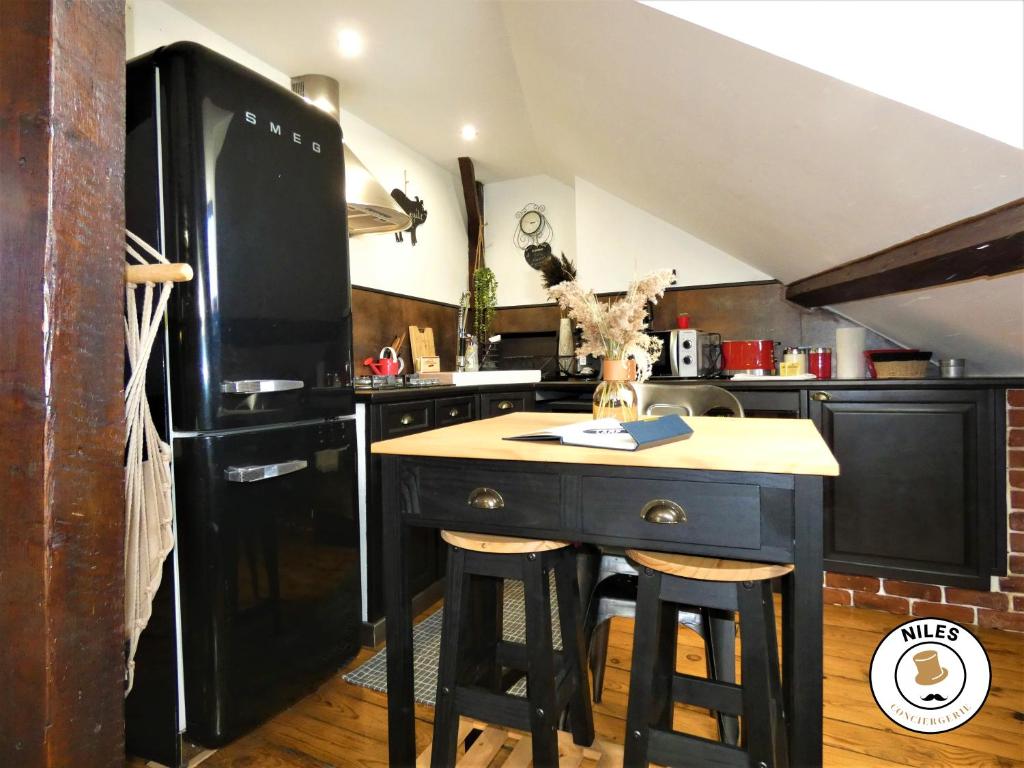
[823,389,1024,633]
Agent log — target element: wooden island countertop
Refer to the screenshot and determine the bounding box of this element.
[372,411,839,476]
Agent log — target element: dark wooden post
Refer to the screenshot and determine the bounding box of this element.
[459,156,485,286]
[0,1,127,765]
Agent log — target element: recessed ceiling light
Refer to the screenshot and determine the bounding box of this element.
[337,29,365,58]
[460,124,478,141]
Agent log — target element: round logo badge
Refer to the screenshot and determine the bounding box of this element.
[869,618,990,733]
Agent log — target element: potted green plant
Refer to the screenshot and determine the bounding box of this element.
[473,265,498,368]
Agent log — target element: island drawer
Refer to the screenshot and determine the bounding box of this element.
[381,400,434,438]
[580,477,762,550]
[410,466,562,530]
[434,395,476,427]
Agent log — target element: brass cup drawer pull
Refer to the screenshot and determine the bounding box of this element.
[448,408,459,418]
[811,391,832,402]
[641,499,687,524]
[399,413,415,426]
[467,487,505,510]
[497,400,515,411]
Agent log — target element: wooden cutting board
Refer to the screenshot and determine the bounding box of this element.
[408,326,437,372]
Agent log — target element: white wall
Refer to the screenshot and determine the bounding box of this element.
[483,175,575,306]
[573,177,771,293]
[127,0,468,305]
[341,111,468,304]
[128,0,291,87]
[482,174,771,305]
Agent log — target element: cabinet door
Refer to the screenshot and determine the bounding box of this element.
[810,389,996,588]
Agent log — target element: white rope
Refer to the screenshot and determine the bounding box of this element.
[123,229,177,694]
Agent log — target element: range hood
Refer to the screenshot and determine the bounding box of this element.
[291,74,411,236]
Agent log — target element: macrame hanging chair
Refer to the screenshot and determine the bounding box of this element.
[123,230,192,694]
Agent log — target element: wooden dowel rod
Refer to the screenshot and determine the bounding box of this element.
[125,263,193,284]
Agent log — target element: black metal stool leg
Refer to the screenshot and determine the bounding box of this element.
[623,567,665,768]
[554,549,595,746]
[589,619,611,703]
[523,553,560,767]
[737,580,778,767]
[432,547,472,768]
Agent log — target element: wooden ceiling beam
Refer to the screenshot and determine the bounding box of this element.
[786,198,1024,307]
[458,157,484,288]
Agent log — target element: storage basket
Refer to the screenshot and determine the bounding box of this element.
[873,359,930,378]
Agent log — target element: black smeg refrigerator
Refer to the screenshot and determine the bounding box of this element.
[124,42,359,763]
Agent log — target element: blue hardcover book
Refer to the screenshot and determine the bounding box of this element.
[622,414,694,449]
[506,414,692,451]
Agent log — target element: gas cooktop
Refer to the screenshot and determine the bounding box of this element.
[353,374,443,391]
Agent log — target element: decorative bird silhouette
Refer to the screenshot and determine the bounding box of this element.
[391,189,427,246]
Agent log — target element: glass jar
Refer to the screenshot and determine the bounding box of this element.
[808,347,832,379]
[464,335,479,372]
[592,359,638,421]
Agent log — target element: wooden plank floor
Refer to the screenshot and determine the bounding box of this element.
[133,603,1024,768]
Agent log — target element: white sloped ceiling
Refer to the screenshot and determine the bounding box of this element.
[160,0,1024,373]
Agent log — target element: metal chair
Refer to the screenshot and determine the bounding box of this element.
[635,383,745,419]
[583,384,744,743]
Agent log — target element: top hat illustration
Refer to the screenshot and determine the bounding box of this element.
[912,650,949,686]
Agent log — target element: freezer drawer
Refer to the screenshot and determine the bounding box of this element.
[173,418,359,746]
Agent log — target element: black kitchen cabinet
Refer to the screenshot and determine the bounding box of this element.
[364,400,439,647]
[537,378,1014,590]
[359,386,537,645]
[480,390,535,417]
[435,395,477,427]
[810,388,1002,589]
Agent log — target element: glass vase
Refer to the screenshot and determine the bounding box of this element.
[592,359,638,421]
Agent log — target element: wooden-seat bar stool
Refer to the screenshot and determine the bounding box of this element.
[431,531,595,767]
[623,550,793,768]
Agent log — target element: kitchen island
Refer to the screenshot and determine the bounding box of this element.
[373,411,839,766]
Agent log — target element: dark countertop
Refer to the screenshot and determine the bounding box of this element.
[536,376,1024,391]
[354,376,1022,404]
[354,381,537,403]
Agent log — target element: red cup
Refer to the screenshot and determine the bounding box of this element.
[676,314,690,329]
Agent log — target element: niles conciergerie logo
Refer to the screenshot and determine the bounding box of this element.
[869,618,991,734]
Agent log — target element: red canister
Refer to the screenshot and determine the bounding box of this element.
[809,347,832,379]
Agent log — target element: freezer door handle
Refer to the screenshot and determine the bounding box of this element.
[224,459,309,483]
[220,379,305,394]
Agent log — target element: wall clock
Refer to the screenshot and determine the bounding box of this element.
[513,203,554,268]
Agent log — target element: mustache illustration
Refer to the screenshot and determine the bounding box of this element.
[920,693,947,702]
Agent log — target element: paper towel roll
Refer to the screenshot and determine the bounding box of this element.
[836,327,866,379]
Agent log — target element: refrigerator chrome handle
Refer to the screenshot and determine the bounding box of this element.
[224,459,309,483]
[220,379,305,394]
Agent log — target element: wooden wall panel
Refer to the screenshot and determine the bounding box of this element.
[352,287,458,373]
[494,282,893,350]
[0,2,126,765]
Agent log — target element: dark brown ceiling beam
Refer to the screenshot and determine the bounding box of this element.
[458,156,484,286]
[786,198,1024,307]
